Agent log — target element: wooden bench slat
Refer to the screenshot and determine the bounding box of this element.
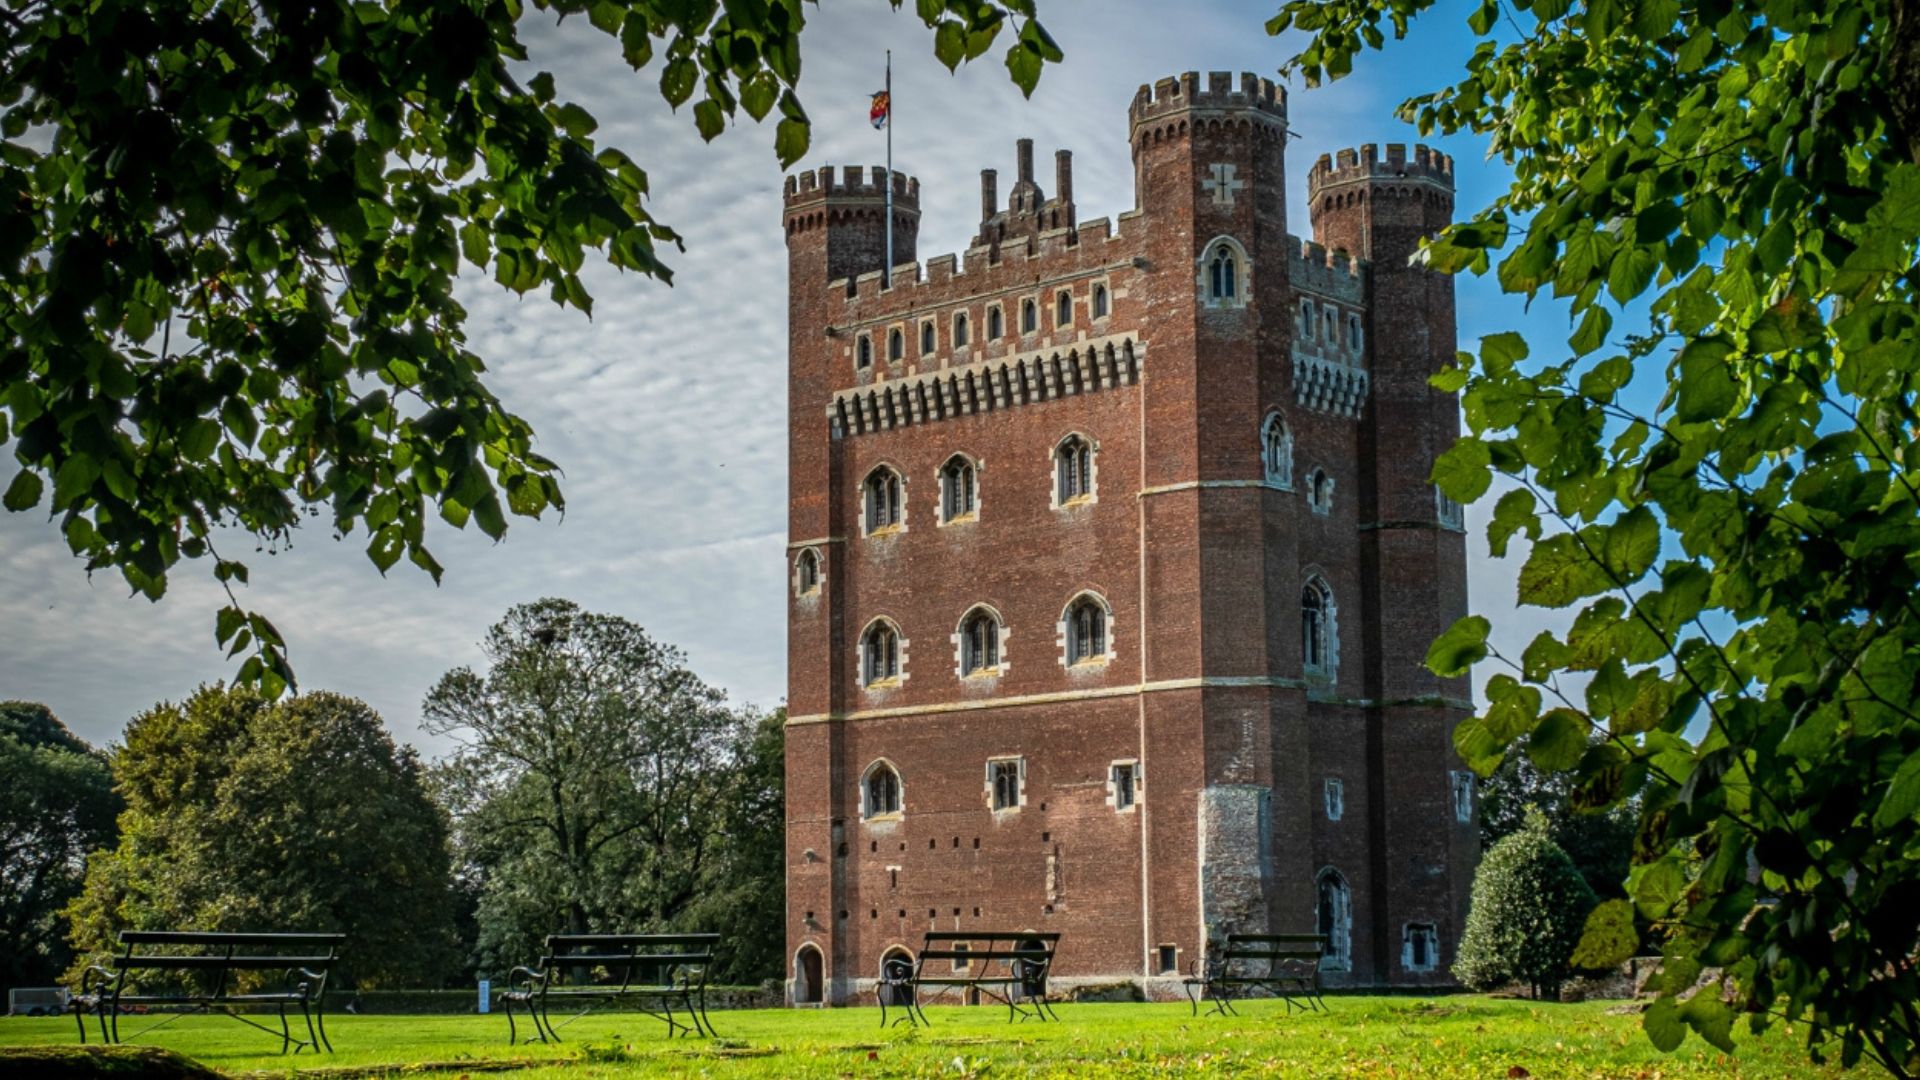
[539,952,711,965]
[114,955,337,970]
[118,932,343,947]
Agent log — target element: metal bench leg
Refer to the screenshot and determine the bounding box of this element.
[108,997,122,1045]
[300,1000,321,1055]
[314,994,333,1053]
[696,985,716,1038]
[537,996,560,1044]
[276,1003,293,1055]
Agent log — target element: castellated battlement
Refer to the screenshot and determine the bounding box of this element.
[824,213,1132,304]
[783,165,921,206]
[1287,234,1365,305]
[1128,71,1287,130]
[1307,143,1454,196]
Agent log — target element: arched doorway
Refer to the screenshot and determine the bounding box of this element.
[793,944,824,1005]
[1316,869,1352,971]
[878,946,914,1007]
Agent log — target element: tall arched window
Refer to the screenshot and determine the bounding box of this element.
[1347,313,1363,351]
[863,760,902,817]
[921,320,936,355]
[1299,299,1315,339]
[1209,246,1237,301]
[1021,298,1038,334]
[1202,237,1247,307]
[954,311,970,347]
[1261,413,1292,488]
[940,455,977,523]
[1055,435,1093,504]
[1317,869,1352,971]
[1092,283,1110,318]
[988,305,1004,340]
[794,548,821,597]
[1056,290,1072,327]
[857,334,873,368]
[960,608,1001,675]
[865,467,903,533]
[1065,594,1108,665]
[888,327,904,363]
[1302,577,1335,675]
[862,621,902,687]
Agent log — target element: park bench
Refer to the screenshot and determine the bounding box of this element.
[880,931,1061,1027]
[502,933,719,1043]
[1183,932,1326,1016]
[71,931,344,1054]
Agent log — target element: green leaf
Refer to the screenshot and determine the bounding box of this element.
[1606,246,1658,304]
[1680,987,1736,1052]
[1526,708,1588,771]
[740,72,778,121]
[1006,41,1043,96]
[1518,533,1613,608]
[934,21,966,70]
[1636,859,1685,920]
[1487,488,1540,558]
[661,58,697,107]
[1873,751,1920,829]
[693,99,725,141]
[1570,305,1612,356]
[553,103,599,139]
[1644,995,1687,1052]
[1673,336,1737,422]
[52,456,100,509]
[774,117,809,166]
[1479,331,1529,376]
[2,470,43,511]
[1431,437,1493,502]
[1571,899,1639,970]
[1426,615,1491,678]
[215,605,246,645]
[367,525,404,574]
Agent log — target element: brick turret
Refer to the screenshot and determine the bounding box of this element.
[784,165,921,287]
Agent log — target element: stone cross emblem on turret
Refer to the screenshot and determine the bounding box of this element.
[1203,163,1244,206]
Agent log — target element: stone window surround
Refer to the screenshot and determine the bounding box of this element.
[1305,467,1335,516]
[1450,770,1474,823]
[952,309,971,350]
[950,603,1010,680]
[937,453,981,526]
[856,331,874,369]
[1055,287,1074,329]
[858,616,909,692]
[1198,234,1251,311]
[887,324,906,364]
[860,757,904,821]
[1107,759,1141,812]
[985,755,1026,813]
[860,463,907,537]
[792,547,824,599]
[986,301,1006,341]
[1019,294,1041,337]
[1301,571,1339,681]
[1324,777,1344,821]
[1260,410,1294,491]
[1057,590,1117,669]
[1435,486,1465,531]
[1316,867,1353,972]
[920,317,937,357]
[1051,432,1099,509]
[1090,277,1113,321]
[1402,922,1440,972]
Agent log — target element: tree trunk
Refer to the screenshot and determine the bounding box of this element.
[1892,0,1920,164]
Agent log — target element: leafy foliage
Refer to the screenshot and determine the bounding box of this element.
[0,703,119,988]
[1272,0,1920,1072]
[1454,811,1598,1000]
[426,599,778,980]
[1478,742,1636,900]
[0,0,1058,695]
[66,686,459,987]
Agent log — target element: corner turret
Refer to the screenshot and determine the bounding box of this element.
[783,165,921,288]
[1306,143,1453,266]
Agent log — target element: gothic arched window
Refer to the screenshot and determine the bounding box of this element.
[954,311,970,347]
[865,467,903,533]
[1021,298,1038,334]
[1056,290,1073,327]
[1302,576,1335,675]
[1092,283,1110,318]
[1261,413,1293,488]
[1306,468,1334,515]
[940,455,977,523]
[1300,299,1315,339]
[857,334,873,368]
[921,320,936,355]
[862,621,902,687]
[960,608,1001,675]
[794,548,821,597]
[888,327,904,363]
[1317,869,1352,970]
[1055,435,1093,504]
[988,305,1004,340]
[1203,237,1247,307]
[863,760,902,817]
[1065,594,1109,666]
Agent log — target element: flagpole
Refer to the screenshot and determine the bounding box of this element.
[883,50,893,288]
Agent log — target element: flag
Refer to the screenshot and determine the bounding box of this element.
[869,90,890,130]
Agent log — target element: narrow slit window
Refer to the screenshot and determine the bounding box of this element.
[1092,284,1109,318]
[1056,290,1072,327]
[888,327,904,363]
[857,334,873,368]
[988,306,1003,340]
[921,320,936,355]
[1021,298,1038,334]
[954,312,970,347]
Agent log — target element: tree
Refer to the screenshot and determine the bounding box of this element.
[0,702,119,988]
[1272,0,1920,1072]
[1455,810,1598,1001]
[66,686,458,987]
[681,706,785,985]
[426,598,756,976]
[1479,745,1635,900]
[0,1,1059,695]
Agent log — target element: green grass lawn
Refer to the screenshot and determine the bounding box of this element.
[0,997,1851,1078]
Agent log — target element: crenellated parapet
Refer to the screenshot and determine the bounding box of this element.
[1287,235,1365,305]
[1128,71,1287,139]
[783,165,921,236]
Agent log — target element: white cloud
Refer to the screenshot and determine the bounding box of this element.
[1,1,1568,750]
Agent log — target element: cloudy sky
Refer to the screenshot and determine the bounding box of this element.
[1,0,1580,752]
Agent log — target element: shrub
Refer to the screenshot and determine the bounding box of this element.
[1455,809,1598,999]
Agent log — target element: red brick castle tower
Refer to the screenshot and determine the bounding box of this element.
[782,72,1474,1004]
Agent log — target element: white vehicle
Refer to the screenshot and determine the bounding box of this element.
[8,987,69,1017]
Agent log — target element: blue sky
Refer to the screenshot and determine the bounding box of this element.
[1,0,1582,750]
